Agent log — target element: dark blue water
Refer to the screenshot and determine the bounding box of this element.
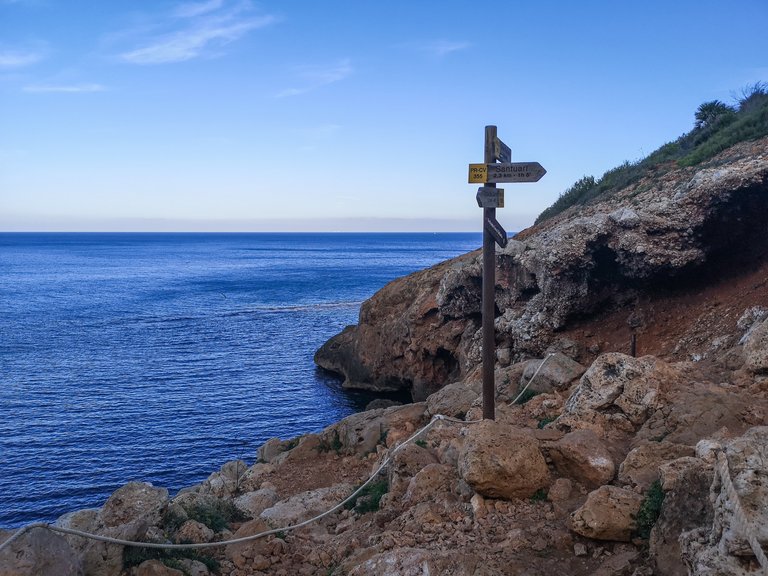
[0,232,480,528]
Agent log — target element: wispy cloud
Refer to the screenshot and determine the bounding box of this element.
[119,1,277,65]
[174,0,225,18]
[276,59,352,98]
[411,40,471,58]
[0,50,43,69]
[23,83,107,93]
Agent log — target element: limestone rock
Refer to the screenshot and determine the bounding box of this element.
[233,487,280,518]
[618,441,695,490]
[0,526,82,576]
[260,484,354,526]
[200,459,248,498]
[136,560,184,576]
[403,463,456,504]
[174,519,214,544]
[570,485,643,541]
[458,420,549,499]
[547,429,615,488]
[520,352,586,394]
[100,481,168,528]
[743,317,768,373]
[224,518,272,569]
[346,547,480,576]
[387,442,438,497]
[425,382,479,418]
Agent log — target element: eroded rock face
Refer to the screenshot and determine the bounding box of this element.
[618,441,695,490]
[315,139,768,398]
[570,486,643,542]
[457,420,549,499]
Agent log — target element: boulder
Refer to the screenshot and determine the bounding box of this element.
[618,441,695,490]
[224,518,273,571]
[260,484,354,526]
[76,481,169,576]
[136,560,184,576]
[425,382,479,418]
[570,485,644,541]
[174,519,214,544]
[457,420,549,499]
[520,352,586,394]
[547,429,615,488]
[321,403,427,455]
[233,487,280,518]
[346,547,480,576]
[200,460,248,498]
[403,464,456,504]
[0,526,82,576]
[387,442,439,497]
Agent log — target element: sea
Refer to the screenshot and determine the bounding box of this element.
[0,232,481,529]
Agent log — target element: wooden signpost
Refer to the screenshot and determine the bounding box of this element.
[469,126,546,420]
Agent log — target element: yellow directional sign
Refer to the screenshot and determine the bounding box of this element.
[468,162,546,184]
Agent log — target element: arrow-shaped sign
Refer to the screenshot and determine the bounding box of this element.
[476,187,504,208]
[469,162,546,184]
[484,215,508,248]
[494,137,511,163]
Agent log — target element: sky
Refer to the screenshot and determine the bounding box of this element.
[1,0,767,232]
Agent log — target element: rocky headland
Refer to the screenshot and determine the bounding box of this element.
[2,134,768,576]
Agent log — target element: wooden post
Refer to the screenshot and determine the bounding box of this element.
[482,125,497,420]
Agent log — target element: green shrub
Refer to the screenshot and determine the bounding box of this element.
[415,439,428,448]
[514,389,540,404]
[536,81,768,224]
[634,480,665,539]
[345,479,388,514]
[530,488,548,503]
[185,499,248,532]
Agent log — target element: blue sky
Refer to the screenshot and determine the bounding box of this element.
[1,0,766,232]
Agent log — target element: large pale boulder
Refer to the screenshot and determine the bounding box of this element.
[322,403,427,456]
[457,420,549,499]
[403,464,456,504]
[425,382,479,418]
[0,527,82,576]
[260,484,354,526]
[77,482,168,576]
[174,519,214,544]
[233,487,280,518]
[200,460,248,498]
[570,485,644,541]
[520,352,586,394]
[547,429,615,488]
[559,353,681,439]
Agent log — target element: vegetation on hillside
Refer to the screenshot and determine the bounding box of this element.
[535,82,768,224]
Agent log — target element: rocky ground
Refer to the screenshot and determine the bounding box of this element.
[2,138,768,576]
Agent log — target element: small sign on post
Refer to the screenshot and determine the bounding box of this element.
[476,187,504,208]
[469,126,546,420]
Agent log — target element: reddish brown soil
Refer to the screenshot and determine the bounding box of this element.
[561,256,768,368]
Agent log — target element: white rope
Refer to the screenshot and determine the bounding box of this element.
[715,450,768,571]
[0,354,553,554]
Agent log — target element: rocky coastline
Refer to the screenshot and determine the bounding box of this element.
[2,137,768,576]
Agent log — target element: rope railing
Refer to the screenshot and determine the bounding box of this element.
[0,354,554,555]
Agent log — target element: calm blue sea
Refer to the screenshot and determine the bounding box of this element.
[0,232,480,528]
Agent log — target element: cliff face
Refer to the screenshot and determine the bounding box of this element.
[315,137,768,399]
